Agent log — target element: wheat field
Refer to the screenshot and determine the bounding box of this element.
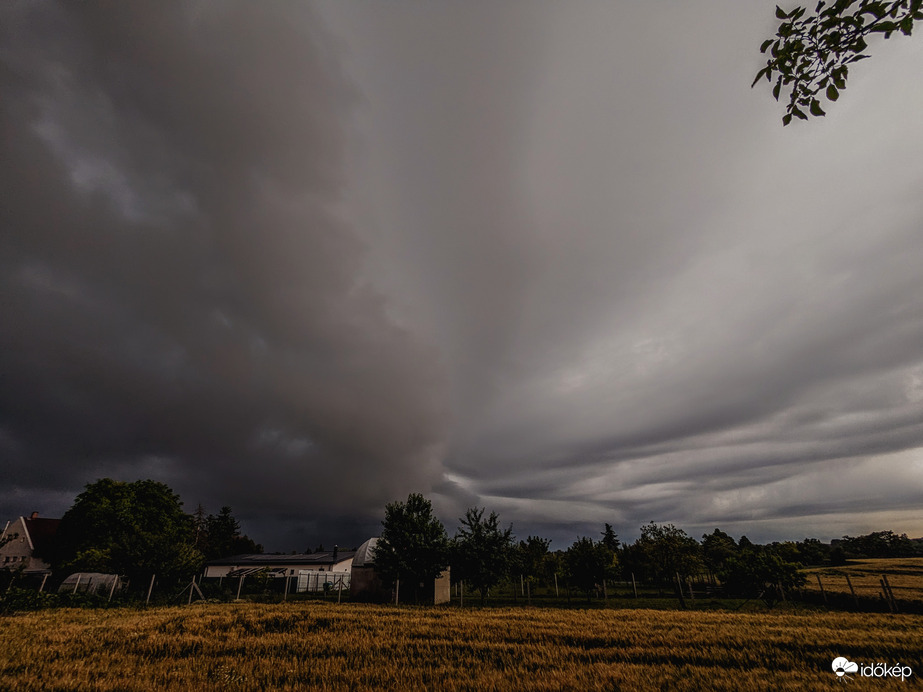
[1,602,920,690]
[803,557,923,603]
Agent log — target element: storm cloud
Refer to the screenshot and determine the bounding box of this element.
[2,1,922,549]
[1,0,448,547]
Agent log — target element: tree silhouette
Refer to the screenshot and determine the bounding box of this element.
[755,0,923,123]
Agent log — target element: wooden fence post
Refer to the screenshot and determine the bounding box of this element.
[882,575,899,613]
[815,574,827,603]
[146,574,156,605]
[880,577,894,612]
[844,574,858,609]
[631,573,638,599]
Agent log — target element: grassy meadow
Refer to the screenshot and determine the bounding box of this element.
[1,601,921,691]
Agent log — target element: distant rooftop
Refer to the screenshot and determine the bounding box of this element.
[204,551,356,567]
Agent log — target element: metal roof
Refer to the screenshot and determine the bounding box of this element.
[205,551,356,567]
[352,538,379,567]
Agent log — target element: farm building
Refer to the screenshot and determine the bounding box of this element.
[0,512,60,575]
[350,537,451,605]
[202,548,356,579]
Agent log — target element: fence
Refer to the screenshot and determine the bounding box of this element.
[296,570,350,593]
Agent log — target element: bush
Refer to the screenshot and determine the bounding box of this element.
[0,588,57,613]
[0,587,113,613]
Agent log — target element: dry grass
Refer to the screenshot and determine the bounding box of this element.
[803,557,923,602]
[1,602,921,690]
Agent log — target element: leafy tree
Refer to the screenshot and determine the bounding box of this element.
[634,522,702,584]
[718,545,806,607]
[374,493,450,603]
[202,506,262,559]
[839,530,919,557]
[828,545,849,565]
[516,535,552,589]
[755,0,923,124]
[618,542,642,581]
[701,529,738,574]
[51,478,202,584]
[542,550,565,589]
[768,540,804,565]
[452,507,515,605]
[796,537,832,565]
[564,536,618,603]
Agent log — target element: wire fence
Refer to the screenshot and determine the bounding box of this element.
[2,566,922,613]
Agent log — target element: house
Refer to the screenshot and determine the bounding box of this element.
[202,548,356,579]
[0,512,60,574]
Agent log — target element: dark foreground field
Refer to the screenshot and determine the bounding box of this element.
[1,602,920,691]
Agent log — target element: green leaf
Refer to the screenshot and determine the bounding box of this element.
[773,80,782,100]
[776,5,789,19]
[751,66,770,87]
[791,105,808,120]
[810,99,826,116]
[782,113,793,126]
[870,20,898,32]
[900,16,914,34]
[760,39,774,53]
[826,83,839,100]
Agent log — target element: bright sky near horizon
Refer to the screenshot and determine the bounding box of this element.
[2,1,922,550]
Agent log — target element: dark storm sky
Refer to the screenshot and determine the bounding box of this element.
[3,1,922,549]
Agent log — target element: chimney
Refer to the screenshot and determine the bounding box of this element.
[30,511,39,520]
[332,544,338,561]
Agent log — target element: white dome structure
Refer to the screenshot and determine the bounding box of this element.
[352,537,379,568]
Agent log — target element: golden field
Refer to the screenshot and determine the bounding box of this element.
[1,602,920,691]
[803,558,923,603]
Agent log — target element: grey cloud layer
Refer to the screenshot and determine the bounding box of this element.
[321,1,923,543]
[1,1,448,544]
[2,1,922,548]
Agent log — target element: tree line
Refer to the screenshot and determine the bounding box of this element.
[7,480,920,601]
[47,478,261,585]
[373,493,923,606]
